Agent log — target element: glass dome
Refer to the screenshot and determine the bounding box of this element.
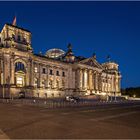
[45,48,65,58]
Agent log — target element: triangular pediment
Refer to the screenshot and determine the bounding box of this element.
[79,57,102,69]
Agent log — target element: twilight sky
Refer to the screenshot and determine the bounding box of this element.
[0,1,140,88]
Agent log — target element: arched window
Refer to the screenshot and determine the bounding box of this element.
[15,62,25,72]
[18,35,21,41]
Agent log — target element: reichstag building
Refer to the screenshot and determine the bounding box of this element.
[0,21,121,98]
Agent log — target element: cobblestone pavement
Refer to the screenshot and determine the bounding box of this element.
[0,101,140,139]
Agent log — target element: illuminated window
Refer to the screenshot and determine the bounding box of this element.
[34,67,38,73]
[16,77,24,87]
[34,78,38,87]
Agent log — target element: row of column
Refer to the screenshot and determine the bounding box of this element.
[77,69,101,91]
[77,68,121,93]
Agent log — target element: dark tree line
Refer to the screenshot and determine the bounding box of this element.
[121,87,140,97]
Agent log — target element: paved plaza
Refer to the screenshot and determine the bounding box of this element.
[0,101,140,139]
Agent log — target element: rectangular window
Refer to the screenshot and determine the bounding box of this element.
[16,77,24,87]
[18,35,21,41]
[42,68,46,74]
[34,67,38,73]
[17,77,23,84]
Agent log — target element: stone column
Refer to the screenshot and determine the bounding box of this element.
[26,62,30,86]
[88,70,93,90]
[115,76,118,92]
[75,69,79,89]
[72,69,75,89]
[118,77,121,92]
[31,60,34,87]
[93,71,96,91]
[10,57,15,85]
[29,58,34,86]
[108,78,110,93]
[111,75,114,93]
[98,73,102,92]
[106,75,109,93]
[83,69,88,89]
[113,76,116,93]
[95,72,98,91]
[102,78,104,92]
[79,69,83,89]
[59,69,62,89]
[91,71,94,90]
[0,58,3,85]
[3,56,6,85]
[46,66,49,88]
[53,67,56,88]
[38,63,41,88]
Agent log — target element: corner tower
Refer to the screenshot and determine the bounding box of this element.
[0,23,32,52]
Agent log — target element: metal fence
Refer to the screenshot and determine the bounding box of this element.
[0,98,139,109]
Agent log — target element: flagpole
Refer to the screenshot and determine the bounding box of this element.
[15,12,17,25]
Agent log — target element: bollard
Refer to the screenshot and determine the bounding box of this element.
[7,99,9,103]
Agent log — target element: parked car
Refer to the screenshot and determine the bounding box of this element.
[19,92,25,99]
[65,96,80,102]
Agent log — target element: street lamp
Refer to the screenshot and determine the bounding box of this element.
[114,92,116,101]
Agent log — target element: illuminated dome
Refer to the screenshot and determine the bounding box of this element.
[46,48,65,58]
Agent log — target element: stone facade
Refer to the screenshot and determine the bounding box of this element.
[0,23,121,98]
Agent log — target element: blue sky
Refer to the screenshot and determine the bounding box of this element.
[0,1,140,88]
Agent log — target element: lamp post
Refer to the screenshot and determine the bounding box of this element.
[110,94,112,102]
[114,92,116,101]
[106,93,109,102]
